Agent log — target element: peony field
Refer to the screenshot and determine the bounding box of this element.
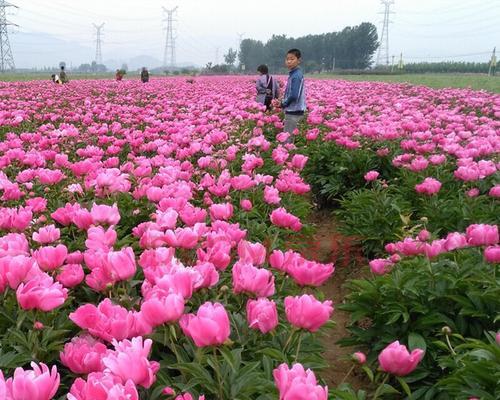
[0,76,498,399]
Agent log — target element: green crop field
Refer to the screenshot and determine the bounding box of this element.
[315,73,500,93]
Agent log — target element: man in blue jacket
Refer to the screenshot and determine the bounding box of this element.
[281,48,306,142]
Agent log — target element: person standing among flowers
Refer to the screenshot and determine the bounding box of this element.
[141,67,150,83]
[59,65,69,83]
[256,64,279,111]
[278,48,306,142]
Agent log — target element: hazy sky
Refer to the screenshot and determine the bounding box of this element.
[7,0,500,68]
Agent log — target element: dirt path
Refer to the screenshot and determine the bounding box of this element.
[307,210,368,389]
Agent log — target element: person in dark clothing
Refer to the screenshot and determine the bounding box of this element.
[141,67,150,83]
[59,65,69,83]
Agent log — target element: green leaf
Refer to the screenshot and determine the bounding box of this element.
[379,383,400,396]
[361,365,374,383]
[408,332,427,353]
[396,376,413,399]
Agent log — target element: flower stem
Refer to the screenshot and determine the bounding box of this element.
[212,347,224,399]
[340,365,355,385]
[294,331,303,362]
[445,334,456,356]
[283,329,296,354]
[372,374,389,400]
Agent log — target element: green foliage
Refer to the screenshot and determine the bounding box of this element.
[437,332,500,399]
[303,141,394,208]
[335,187,413,257]
[338,248,500,397]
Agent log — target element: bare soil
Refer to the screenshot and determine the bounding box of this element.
[307,210,368,389]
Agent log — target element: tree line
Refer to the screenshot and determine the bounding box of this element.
[237,22,379,73]
[403,61,492,74]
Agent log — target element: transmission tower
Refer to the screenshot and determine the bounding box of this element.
[376,0,394,67]
[0,0,18,72]
[93,23,104,65]
[163,6,178,68]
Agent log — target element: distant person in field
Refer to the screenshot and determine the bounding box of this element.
[59,65,69,83]
[279,48,306,142]
[141,67,150,83]
[115,69,123,81]
[255,64,279,111]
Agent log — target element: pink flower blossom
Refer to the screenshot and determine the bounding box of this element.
[415,177,442,196]
[103,337,160,389]
[60,335,108,374]
[378,341,424,376]
[247,298,278,334]
[284,294,333,332]
[179,302,230,347]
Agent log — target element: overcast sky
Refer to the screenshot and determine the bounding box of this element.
[7,0,500,68]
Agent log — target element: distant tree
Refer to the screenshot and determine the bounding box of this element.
[77,63,92,73]
[238,39,266,72]
[224,48,238,66]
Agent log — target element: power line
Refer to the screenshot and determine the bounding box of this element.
[162,5,177,68]
[376,0,394,66]
[0,0,17,72]
[93,23,104,64]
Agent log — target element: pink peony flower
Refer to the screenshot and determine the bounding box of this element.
[60,335,108,374]
[209,203,234,221]
[179,302,230,347]
[232,261,275,297]
[32,244,68,271]
[484,246,500,263]
[378,341,424,376]
[270,208,302,231]
[240,199,253,211]
[139,293,185,328]
[56,264,85,288]
[443,232,468,252]
[369,258,393,275]
[364,170,379,182]
[32,225,60,244]
[4,362,60,400]
[103,337,160,389]
[90,203,121,226]
[69,298,137,342]
[237,240,266,266]
[246,298,279,334]
[284,294,333,332]
[489,185,500,198]
[287,259,334,287]
[273,363,328,400]
[415,177,441,196]
[16,274,68,311]
[68,372,138,400]
[466,224,499,246]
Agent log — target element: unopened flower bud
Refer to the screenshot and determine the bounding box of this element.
[34,321,44,330]
[352,351,366,364]
[441,326,452,336]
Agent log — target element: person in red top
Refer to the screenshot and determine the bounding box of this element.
[115,69,123,81]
